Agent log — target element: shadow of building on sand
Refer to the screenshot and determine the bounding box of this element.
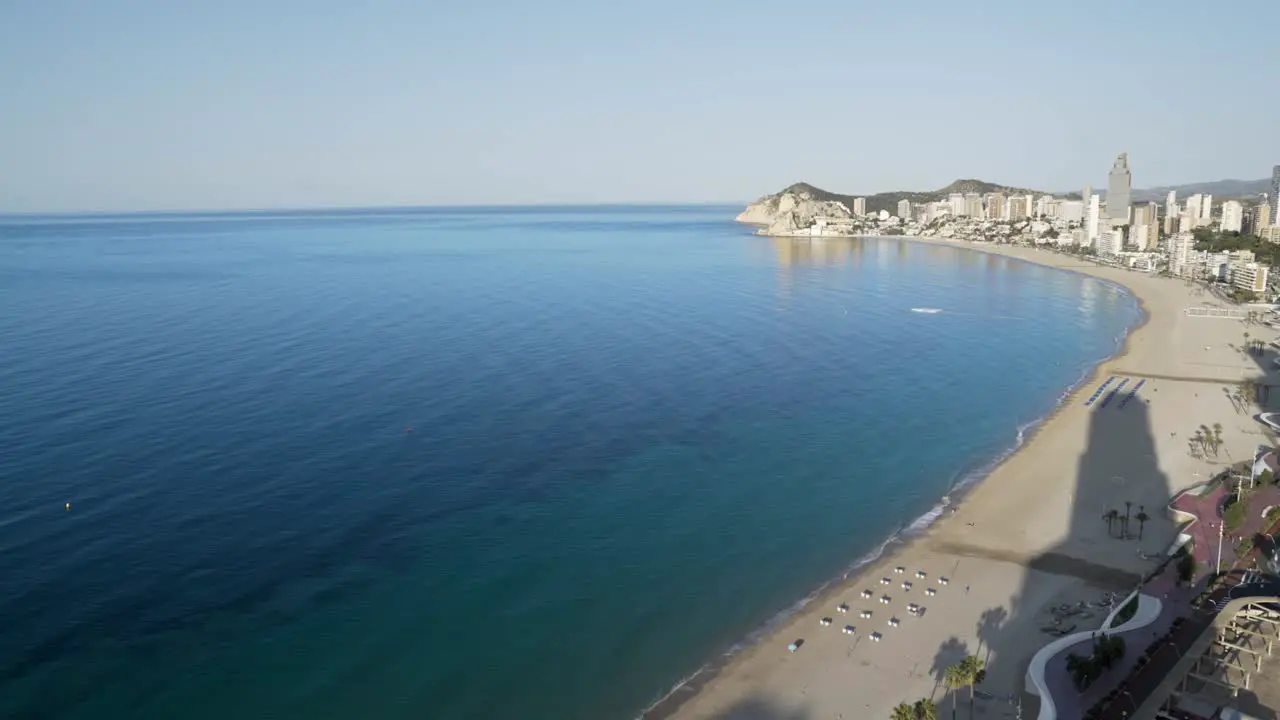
[707,696,809,720]
[931,389,1172,718]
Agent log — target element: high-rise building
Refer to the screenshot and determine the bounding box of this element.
[897,199,911,219]
[1185,194,1204,228]
[1008,196,1029,220]
[1131,202,1159,250]
[1201,195,1213,222]
[1086,194,1101,243]
[1252,201,1272,236]
[985,193,1006,220]
[965,193,983,218]
[948,193,965,217]
[1221,201,1244,233]
[1058,200,1084,223]
[1034,195,1054,218]
[1106,153,1132,223]
[1131,224,1150,251]
[1164,190,1178,235]
[1096,227,1123,256]
[1271,166,1280,225]
[1166,232,1197,277]
[853,197,867,216]
[1231,263,1270,295]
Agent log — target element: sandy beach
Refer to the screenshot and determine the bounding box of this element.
[656,239,1278,720]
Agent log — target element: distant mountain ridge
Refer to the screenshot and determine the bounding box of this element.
[766,179,1060,217]
[1129,178,1270,203]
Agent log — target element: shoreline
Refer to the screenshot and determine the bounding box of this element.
[639,236,1215,720]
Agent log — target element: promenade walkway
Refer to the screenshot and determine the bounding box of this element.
[1171,478,1280,571]
[1037,565,1191,719]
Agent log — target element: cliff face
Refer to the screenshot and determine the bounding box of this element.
[736,183,854,236]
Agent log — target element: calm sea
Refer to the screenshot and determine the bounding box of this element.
[0,207,1139,719]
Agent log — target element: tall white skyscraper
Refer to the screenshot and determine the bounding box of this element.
[1201,195,1213,222]
[1221,200,1244,233]
[1086,194,1101,243]
[853,197,867,215]
[897,199,911,219]
[1164,190,1178,234]
[949,193,965,217]
[1185,194,1204,227]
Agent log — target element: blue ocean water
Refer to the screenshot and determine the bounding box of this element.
[0,207,1139,719]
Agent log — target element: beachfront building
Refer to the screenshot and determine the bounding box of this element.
[1096,227,1123,256]
[1231,262,1270,295]
[1221,200,1244,233]
[1008,196,1029,221]
[948,193,965,217]
[897,199,911,220]
[1106,153,1131,223]
[965,193,982,218]
[985,193,1006,220]
[853,197,866,216]
[1086,194,1101,243]
[1166,232,1197,277]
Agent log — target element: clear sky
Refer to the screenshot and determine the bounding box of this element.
[2,0,1278,212]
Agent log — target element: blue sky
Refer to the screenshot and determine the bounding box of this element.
[2,0,1277,212]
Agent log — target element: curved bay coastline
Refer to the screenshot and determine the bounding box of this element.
[644,235,1181,720]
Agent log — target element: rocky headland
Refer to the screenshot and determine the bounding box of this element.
[738,179,1057,238]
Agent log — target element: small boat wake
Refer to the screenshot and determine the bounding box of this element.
[910,307,943,314]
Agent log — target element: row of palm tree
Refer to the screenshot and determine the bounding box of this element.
[890,698,937,720]
[892,655,986,720]
[1228,381,1258,414]
[1101,501,1151,540]
[1242,331,1265,357]
[943,655,985,719]
[1192,423,1225,458]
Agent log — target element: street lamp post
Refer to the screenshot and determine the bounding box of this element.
[1216,521,1225,575]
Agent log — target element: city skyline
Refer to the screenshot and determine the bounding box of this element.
[2,1,1279,212]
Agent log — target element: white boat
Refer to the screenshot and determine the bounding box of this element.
[911,308,943,314]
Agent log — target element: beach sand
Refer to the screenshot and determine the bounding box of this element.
[656,240,1278,720]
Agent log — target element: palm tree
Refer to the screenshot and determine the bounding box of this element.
[944,663,968,720]
[892,702,916,720]
[1244,331,1252,355]
[1193,429,1206,455]
[1123,500,1133,539]
[1065,653,1086,690]
[1102,509,1118,537]
[1134,506,1150,540]
[913,698,938,720]
[1212,423,1225,458]
[961,656,986,719]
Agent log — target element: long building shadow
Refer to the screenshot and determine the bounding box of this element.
[961,306,1280,718]
[943,384,1172,718]
[707,696,809,720]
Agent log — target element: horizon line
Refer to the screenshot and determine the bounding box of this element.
[0,201,749,220]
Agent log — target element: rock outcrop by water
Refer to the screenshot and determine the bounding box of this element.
[735,183,856,237]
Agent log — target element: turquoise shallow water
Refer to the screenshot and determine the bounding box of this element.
[0,207,1140,719]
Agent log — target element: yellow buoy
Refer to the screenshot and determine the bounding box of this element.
[65,503,71,511]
